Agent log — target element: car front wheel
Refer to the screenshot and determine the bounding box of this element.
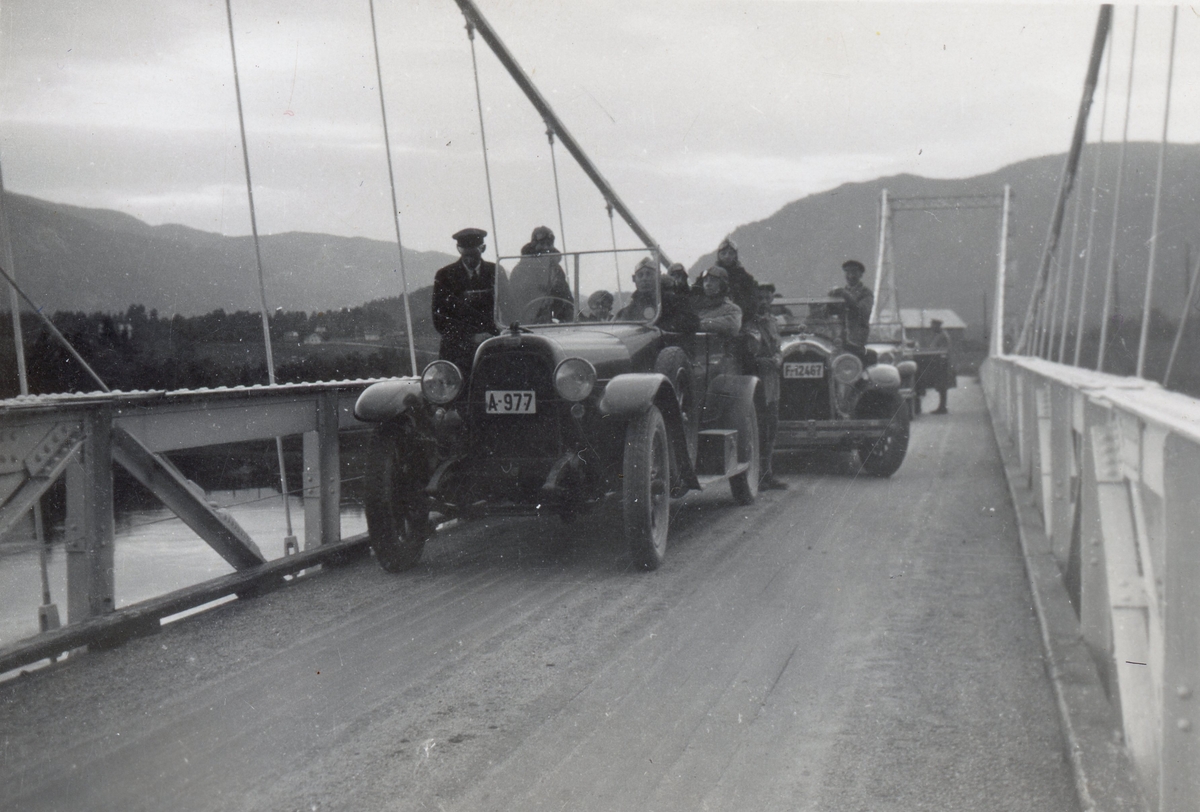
[858,409,910,477]
[365,426,431,572]
[624,406,671,570]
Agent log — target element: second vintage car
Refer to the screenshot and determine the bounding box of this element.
[353,249,762,572]
[770,296,913,476]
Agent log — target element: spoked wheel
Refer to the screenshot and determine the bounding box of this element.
[858,408,910,478]
[728,395,760,505]
[364,428,431,572]
[624,406,671,571]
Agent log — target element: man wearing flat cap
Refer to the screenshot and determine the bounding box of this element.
[829,259,874,354]
[432,228,506,375]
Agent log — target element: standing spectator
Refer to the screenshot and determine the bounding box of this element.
[751,283,787,490]
[829,259,874,355]
[929,318,954,414]
[431,228,505,376]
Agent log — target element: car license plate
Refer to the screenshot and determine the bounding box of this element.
[784,362,825,379]
[486,390,536,414]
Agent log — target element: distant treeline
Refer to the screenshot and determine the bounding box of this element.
[0,291,440,398]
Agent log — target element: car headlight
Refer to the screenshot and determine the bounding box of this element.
[421,360,464,404]
[831,353,863,385]
[553,358,597,402]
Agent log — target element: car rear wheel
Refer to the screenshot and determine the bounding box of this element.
[728,395,760,505]
[858,408,910,478]
[624,406,671,570]
[365,428,430,572]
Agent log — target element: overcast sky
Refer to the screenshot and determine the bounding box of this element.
[1,1,1196,269]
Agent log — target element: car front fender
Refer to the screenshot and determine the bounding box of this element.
[354,378,424,422]
[865,364,902,390]
[597,373,670,416]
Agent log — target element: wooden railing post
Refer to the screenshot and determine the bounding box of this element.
[65,406,115,623]
[303,391,340,549]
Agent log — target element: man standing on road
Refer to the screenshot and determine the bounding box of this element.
[929,318,954,414]
[830,259,874,356]
[432,228,505,376]
[751,283,787,490]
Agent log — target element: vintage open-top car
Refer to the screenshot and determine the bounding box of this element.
[770,296,912,476]
[353,249,761,572]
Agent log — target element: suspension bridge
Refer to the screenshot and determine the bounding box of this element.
[1,3,1199,810]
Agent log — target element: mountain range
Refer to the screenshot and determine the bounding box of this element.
[6,142,1200,344]
[692,143,1200,342]
[2,193,455,317]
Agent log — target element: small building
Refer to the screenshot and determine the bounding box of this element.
[303,333,324,345]
[900,308,966,349]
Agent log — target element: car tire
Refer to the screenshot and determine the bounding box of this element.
[728,394,760,505]
[654,347,698,497]
[858,408,910,478]
[623,406,671,571]
[365,427,430,572]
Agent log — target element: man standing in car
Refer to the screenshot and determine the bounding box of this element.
[830,259,874,354]
[432,228,504,376]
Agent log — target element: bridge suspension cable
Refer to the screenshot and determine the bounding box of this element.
[452,0,671,267]
[1096,5,1138,373]
[1015,4,1112,355]
[465,20,502,264]
[224,0,295,550]
[1073,19,1114,367]
[1135,5,1178,379]
[368,0,419,376]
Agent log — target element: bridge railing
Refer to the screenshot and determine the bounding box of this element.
[982,355,1200,811]
[0,379,385,671]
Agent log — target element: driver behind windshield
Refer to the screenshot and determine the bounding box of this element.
[507,225,574,323]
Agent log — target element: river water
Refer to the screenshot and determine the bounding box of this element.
[0,491,367,648]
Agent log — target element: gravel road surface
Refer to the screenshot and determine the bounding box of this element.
[0,380,1080,811]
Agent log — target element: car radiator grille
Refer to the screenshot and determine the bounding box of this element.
[779,350,831,421]
[469,350,562,459]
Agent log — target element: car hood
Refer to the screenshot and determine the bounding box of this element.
[781,333,836,357]
[484,323,657,379]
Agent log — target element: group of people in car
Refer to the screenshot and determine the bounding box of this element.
[431,224,836,491]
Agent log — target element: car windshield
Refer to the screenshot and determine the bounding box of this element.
[773,297,845,343]
[496,248,661,327]
[869,323,905,343]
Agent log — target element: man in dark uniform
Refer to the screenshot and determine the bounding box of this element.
[929,318,954,414]
[432,228,503,376]
[750,283,787,490]
[829,259,874,355]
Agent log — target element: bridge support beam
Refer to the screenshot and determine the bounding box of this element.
[111,426,265,570]
[303,391,340,549]
[66,407,115,623]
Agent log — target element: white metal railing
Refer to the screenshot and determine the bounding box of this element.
[982,355,1200,811]
[0,380,379,669]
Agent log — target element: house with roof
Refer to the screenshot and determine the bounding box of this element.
[900,308,966,349]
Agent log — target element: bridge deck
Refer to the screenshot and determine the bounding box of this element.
[0,381,1081,811]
